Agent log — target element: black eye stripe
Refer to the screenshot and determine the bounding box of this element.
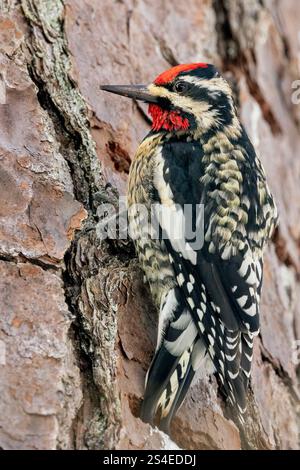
[173,81,189,93]
[188,84,228,103]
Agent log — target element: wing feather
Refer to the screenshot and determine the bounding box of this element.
[149,142,266,424]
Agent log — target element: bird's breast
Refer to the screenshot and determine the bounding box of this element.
[127,134,175,306]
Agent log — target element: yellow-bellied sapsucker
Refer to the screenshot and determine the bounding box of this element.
[101,63,278,431]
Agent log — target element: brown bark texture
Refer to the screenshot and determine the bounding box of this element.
[0,0,299,450]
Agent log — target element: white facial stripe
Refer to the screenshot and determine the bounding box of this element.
[165,75,241,136]
[148,83,221,131]
[183,75,233,96]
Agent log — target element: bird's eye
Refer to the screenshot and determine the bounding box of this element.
[173,81,188,93]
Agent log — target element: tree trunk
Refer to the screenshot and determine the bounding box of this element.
[0,0,299,450]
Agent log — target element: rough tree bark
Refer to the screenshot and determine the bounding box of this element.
[0,0,299,450]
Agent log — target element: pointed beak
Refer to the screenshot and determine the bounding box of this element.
[100,84,158,104]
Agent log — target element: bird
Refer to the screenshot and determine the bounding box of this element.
[100,63,278,432]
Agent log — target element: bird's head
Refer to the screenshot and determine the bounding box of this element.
[100,63,237,135]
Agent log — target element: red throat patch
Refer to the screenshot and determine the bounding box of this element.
[148,104,190,131]
[154,62,208,85]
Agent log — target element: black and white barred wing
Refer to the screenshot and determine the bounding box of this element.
[140,284,210,432]
[141,158,263,427]
[164,234,261,420]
